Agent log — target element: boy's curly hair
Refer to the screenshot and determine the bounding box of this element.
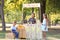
[13,20,17,23]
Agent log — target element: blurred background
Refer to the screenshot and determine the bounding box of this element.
[0,0,60,40]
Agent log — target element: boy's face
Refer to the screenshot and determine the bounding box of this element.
[13,22,16,25]
[31,14,35,18]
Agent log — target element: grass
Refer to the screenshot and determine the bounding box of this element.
[47,30,60,40]
[0,28,60,40]
[0,31,5,38]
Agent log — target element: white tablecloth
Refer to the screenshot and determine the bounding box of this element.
[23,24,42,40]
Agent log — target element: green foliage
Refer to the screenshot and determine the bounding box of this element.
[46,0,60,25]
[46,0,60,14]
[4,0,60,23]
[4,0,40,23]
[0,0,1,5]
[49,12,60,24]
[4,0,25,22]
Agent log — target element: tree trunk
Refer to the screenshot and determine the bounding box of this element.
[32,8,34,13]
[41,0,46,22]
[23,12,26,20]
[1,0,6,31]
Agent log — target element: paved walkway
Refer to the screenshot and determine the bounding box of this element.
[47,37,60,40]
[0,32,60,40]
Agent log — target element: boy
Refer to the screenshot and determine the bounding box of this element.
[29,13,36,24]
[11,21,19,39]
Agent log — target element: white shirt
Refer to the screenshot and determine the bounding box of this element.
[11,25,17,31]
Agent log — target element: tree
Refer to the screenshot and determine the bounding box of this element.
[46,0,60,25]
[0,0,6,31]
[40,0,46,22]
[4,0,29,23]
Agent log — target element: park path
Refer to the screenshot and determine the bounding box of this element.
[0,31,60,40]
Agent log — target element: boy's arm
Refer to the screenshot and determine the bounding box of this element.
[16,25,20,32]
